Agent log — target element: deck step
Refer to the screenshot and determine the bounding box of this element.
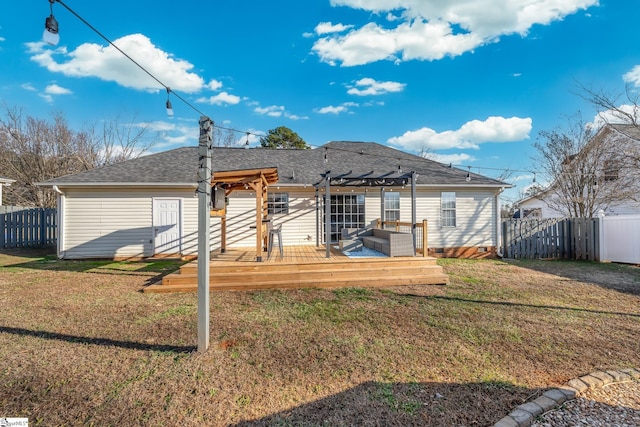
[144,273,449,293]
[160,265,445,286]
[143,247,448,293]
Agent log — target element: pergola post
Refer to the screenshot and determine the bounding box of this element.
[315,186,320,248]
[255,176,263,262]
[411,171,417,249]
[380,187,385,226]
[325,173,331,258]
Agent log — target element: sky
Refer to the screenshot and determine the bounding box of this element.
[1,0,639,202]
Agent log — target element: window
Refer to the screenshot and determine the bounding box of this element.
[603,159,619,182]
[384,192,400,222]
[441,192,456,227]
[268,192,289,215]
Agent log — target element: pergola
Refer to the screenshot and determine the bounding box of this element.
[315,169,418,258]
[211,167,279,262]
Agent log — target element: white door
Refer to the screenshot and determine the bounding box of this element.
[153,198,181,255]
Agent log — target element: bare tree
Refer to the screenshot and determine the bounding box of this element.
[533,112,638,218]
[576,82,640,127]
[0,106,158,207]
[213,126,239,147]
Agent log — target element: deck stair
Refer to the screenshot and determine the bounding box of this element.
[144,247,448,293]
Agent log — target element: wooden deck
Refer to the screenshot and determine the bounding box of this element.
[144,245,448,293]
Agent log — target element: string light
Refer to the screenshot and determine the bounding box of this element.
[466,166,471,182]
[43,0,60,45]
[165,87,174,117]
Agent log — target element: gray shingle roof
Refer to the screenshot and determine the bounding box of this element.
[39,141,509,187]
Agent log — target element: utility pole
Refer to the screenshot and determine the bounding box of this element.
[197,116,213,352]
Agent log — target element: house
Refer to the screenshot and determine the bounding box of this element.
[37,141,511,260]
[516,123,640,218]
[0,176,16,206]
[514,190,565,219]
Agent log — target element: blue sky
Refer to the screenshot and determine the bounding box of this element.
[1,0,639,202]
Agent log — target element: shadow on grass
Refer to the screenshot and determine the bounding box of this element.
[505,259,640,297]
[229,379,639,427]
[0,247,186,285]
[397,294,640,319]
[0,326,195,353]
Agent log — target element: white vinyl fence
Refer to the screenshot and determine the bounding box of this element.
[599,213,640,264]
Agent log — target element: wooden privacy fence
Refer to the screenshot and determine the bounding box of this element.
[0,207,57,249]
[376,218,428,257]
[502,218,599,260]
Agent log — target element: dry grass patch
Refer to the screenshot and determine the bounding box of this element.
[1,250,639,426]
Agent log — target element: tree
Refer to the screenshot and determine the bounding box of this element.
[533,113,638,218]
[0,106,158,207]
[260,126,309,149]
[213,126,238,147]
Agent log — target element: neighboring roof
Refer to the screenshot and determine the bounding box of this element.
[38,141,511,188]
[608,123,640,141]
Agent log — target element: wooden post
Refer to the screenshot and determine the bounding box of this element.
[422,219,428,257]
[220,216,226,253]
[255,178,263,262]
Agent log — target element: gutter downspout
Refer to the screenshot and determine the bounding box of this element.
[52,185,65,259]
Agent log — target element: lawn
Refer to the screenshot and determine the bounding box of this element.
[0,249,639,426]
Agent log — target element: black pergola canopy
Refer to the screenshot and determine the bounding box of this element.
[315,170,415,188]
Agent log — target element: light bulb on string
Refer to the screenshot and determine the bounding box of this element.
[43,0,60,45]
[165,87,174,117]
[465,166,471,182]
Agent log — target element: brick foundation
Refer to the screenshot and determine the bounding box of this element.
[427,246,497,259]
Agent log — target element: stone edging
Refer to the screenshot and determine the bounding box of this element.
[493,368,640,427]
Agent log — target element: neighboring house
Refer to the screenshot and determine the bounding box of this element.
[514,190,565,219]
[0,176,16,206]
[37,141,511,260]
[516,124,640,218]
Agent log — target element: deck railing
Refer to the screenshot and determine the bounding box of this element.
[375,219,428,257]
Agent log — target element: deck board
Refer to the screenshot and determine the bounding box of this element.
[144,245,448,293]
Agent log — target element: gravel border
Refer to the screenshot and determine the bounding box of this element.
[493,368,640,427]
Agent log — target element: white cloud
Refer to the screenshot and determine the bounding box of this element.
[313,0,598,66]
[21,83,37,91]
[316,101,359,115]
[27,34,204,92]
[253,105,307,120]
[388,116,532,151]
[315,22,353,35]
[317,105,348,114]
[255,105,285,117]
[39,94,53,104]
[207,79,223,90]
[195,91,241,106]
[0,36,5,42]
[425,152,475,164]
[45,84,72,95]
[591,104,640,127]
[347,77,405,96]
[623,65,640,87]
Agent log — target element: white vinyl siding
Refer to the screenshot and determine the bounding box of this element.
[62,188,194,259]
[59,186,499,259]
